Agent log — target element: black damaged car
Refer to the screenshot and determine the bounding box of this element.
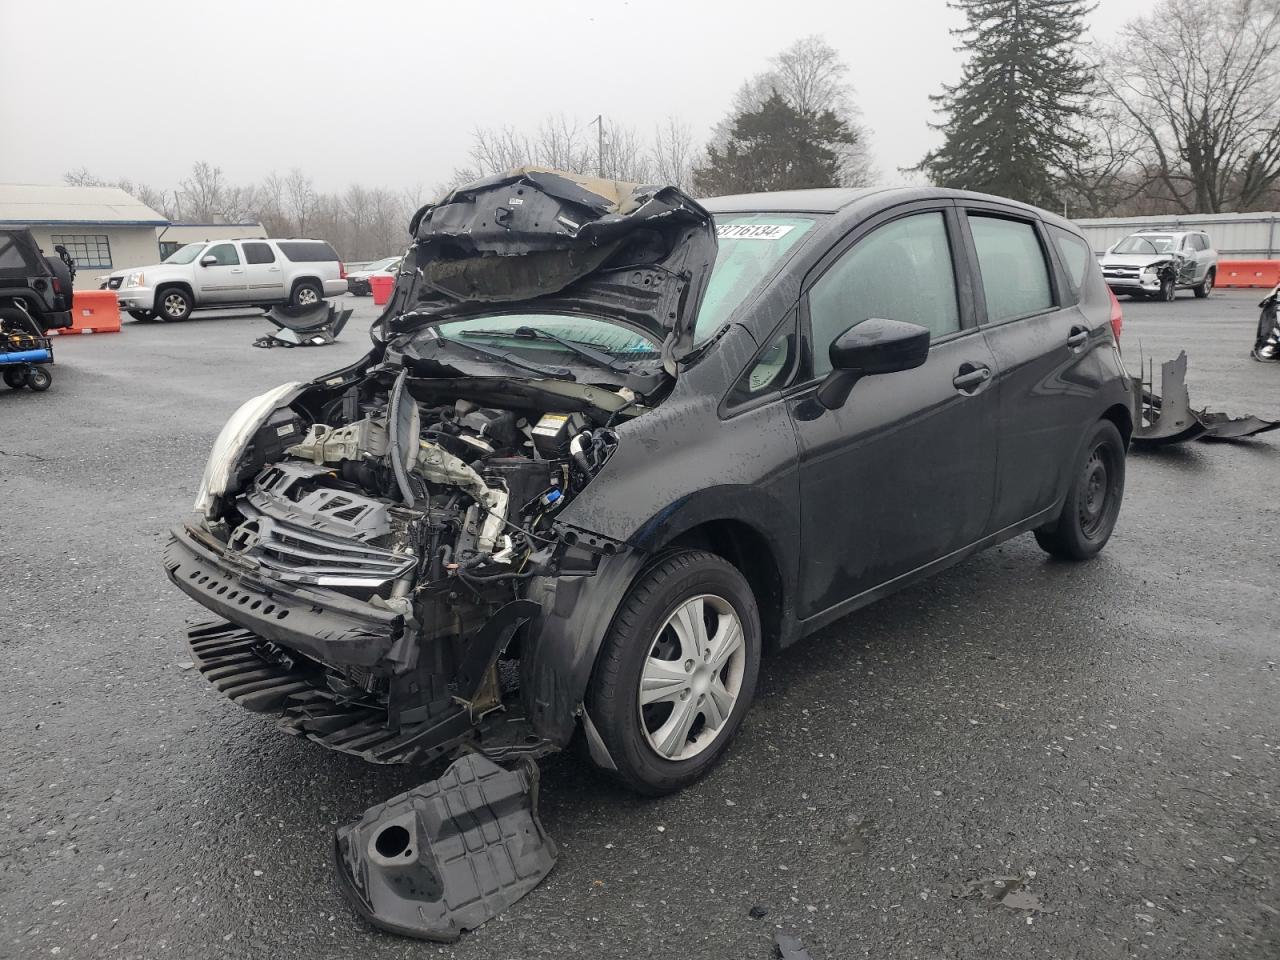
[165,170,1132,795]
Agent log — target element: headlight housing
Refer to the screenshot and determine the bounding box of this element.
[194,382,303,517]
[125,271,145,288]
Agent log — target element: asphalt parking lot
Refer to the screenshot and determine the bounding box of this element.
[2,289,1277,960]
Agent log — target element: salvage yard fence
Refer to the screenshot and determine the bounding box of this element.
[1073,212,1280,259]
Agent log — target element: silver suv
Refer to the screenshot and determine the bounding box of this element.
[103,238,348,321]
[1098,229,1218,301]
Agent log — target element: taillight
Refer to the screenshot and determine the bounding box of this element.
[339,262,346,280]
[1108,287,1123,344]
[51,278,62,294]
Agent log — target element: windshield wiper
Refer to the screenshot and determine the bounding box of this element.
[459,326,646,375]
[435,333,575,380]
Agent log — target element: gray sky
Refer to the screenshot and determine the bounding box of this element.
[0,0,1159,195]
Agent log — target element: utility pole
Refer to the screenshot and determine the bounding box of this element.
[593,114,604,177]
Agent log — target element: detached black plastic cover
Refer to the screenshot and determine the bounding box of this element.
[333,753,557,941]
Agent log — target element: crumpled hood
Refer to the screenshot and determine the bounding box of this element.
[379,168,718,371]
[1100,253,1180,268]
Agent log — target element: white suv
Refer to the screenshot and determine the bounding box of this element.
[1098,229,1218,301]
[103,238,348,321]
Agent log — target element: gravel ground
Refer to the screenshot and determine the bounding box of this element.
[1,290,1277,960]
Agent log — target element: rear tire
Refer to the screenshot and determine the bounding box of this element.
[586,550,761,796]
[4,368,25,389]
[291,280,322,307]
[1035,420,1126,561]
[1193,268,1215,298]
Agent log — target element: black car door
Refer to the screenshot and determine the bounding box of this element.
[785,203,1000,621]
[957,205,1102,532]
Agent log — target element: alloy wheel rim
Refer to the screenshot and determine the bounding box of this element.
[637,594,745,762]
[164,293,186,317]
[298,288,318,305]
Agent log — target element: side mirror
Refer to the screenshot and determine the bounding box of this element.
[199,255,217,267]
[815,317,931,410]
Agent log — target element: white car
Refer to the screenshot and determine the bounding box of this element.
[345,256,402,296]
[1098,230,1218,301]
[102,238,348,321]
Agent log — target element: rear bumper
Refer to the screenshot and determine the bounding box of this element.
[323,279,349,297]
[163,522,404,668]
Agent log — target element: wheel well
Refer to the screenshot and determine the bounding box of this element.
[1101,402,1133,447]
[667,519,785,649]
[155,281,193,301]
[290,276,322,296]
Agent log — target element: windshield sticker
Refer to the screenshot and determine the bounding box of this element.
[716,224,796,241]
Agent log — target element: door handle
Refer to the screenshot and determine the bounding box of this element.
[1067,326,1089,349]
[952,363,992,392]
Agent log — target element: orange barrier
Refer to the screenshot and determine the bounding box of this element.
[369,274,395,305]
[1216,260,1280,289]
[52,290,122,334]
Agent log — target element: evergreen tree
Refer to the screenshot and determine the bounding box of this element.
[694,92,856,195]
[919,0,1094,206]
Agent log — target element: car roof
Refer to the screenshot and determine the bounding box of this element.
[700,185,1060,223]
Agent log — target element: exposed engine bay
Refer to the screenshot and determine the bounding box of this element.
[174,361,637,763]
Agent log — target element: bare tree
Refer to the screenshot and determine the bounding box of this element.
[650,117,696,192]
[1103,0,1280,212]
[284,168,318,235]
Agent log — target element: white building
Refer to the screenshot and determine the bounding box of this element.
[0,183,169,289]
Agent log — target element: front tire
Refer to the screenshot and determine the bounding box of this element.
[586,550,761,796]
[292,280,322,307]
[157,287,192,321]
[25,367,51,391]
[1159,276,1176,302]
[1035,420,1126,561]
[1194,268,1215,298]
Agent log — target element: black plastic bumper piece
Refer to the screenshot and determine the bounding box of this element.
[185,618,475,766]
[164,524,403,668]
[333,753,557,942]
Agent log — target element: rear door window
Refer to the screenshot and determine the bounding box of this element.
[276,241,339,262]
[967,215,1054,323]
[243,242,276,264]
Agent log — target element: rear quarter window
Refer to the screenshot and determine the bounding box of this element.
[1049,226,1091,291]
[276,241,340,262]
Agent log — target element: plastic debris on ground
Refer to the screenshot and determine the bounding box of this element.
[1132,350,1279,447]
[253,302,352,348]
[333,753,557,942]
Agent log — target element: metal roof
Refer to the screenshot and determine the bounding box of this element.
[0,183,168,226]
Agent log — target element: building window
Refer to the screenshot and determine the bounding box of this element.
[50,234,112,270]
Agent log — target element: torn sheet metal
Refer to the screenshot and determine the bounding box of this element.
[254,302,352,348]
[1132,350,1279,447]
[333,753,557,942]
